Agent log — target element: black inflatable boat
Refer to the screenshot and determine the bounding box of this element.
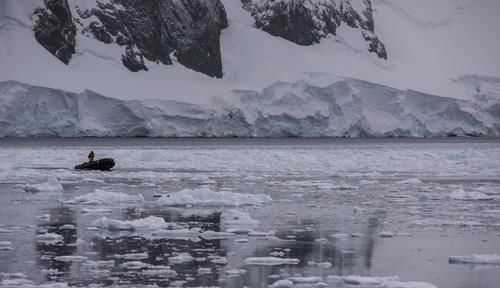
[75,158,115,171]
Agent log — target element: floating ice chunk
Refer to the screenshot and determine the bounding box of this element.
[82,260,115,269]
[449,189,494,200]
[156,188,272,207]
[412,219,483,227]
[22,178,63,193]
[54,255,88,262]
[226,268,246,275]
[223,210,260,231]
[210,256,228,264]
[449,254,500,265]
[383,281,438,288]
[81,208,112,214]
[308,261,332,268]
[152,228,200,241]
[327,275,437,288]
[0,279,36,286]
[0,241,12,251]
[142,267,177,278]
[91,216,173,231]
[379,231,394,238]
[244,257,300,266]
[331,233,349,239]
[114,252,148,260]
[168,253,194,265]
[360,180,379,185]
[200,231,237,240]
[120,261,149,270]
[189,175,217,184]
[269,279,293,288]
[35,233,63,243]
[65,189,144,205]
[327,275,400,285]
[289,276,324,283]
[197,267,211,274]
[397,178,423,185]
[81,178,105,183]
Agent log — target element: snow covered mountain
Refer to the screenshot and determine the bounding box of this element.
[1,0,499,103]
[1,74,499,137]
[0,0,499,137]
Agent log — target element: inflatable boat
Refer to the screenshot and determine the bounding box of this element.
[75,158,115,171]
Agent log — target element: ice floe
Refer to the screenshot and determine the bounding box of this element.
[168,253,194,265]
[379,231,394,238]
[449,254,500,265]
[91,216,174,231]
[156,188,272,207]
[53,255,88,262]
[65,189,144,205]
[327,275,437,287]
[35,233,63,243]
[21,178,63,193]
[200,231,237,240]
[0,241,13,251]
[449,189,494,200]
[244,257,300,266]
[222,209,260,231]
[396,178,423,185]
[114,252,149,260]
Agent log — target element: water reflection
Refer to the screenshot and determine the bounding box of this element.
[33,206,387,287]
[35,207,77,281]
[89,209,225,287]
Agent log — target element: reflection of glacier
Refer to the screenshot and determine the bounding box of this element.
[91,209,225,287]
[224,211,387,288]
[36,207,77,280]
[1,75,499,137]
[32,206,389,287]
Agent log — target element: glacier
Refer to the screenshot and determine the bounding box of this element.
[0,74,499,137]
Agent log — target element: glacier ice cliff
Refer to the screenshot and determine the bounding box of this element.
[0,74,498,137]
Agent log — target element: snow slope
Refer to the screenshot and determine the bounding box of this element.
[1,74,498,137]
[0,0,499,103]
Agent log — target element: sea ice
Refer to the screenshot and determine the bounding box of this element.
[449,254,500,265]
[35,233,63,243]
[65,189,144,205]
[396,178,423,185]
[243,257,300,266]
[53,255,88,262]
[91,216,174,231]
[449,189,494,200]
[156,188,272,207]
[21,178,63,193]
[114,253,149,260]
[168,253,194,265]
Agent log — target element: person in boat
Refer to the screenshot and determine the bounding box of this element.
[88,151,95,162]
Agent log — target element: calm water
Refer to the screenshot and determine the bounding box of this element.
[0,138,499,288]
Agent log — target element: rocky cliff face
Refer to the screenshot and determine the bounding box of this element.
[242,0,387,59]
[33,0,77,64]
[33,0,228,77]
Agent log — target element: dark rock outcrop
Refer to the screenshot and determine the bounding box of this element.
[32,0,228,77]
[242,0,387,59]
[33,0,77,64]
[76,0,228,77]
